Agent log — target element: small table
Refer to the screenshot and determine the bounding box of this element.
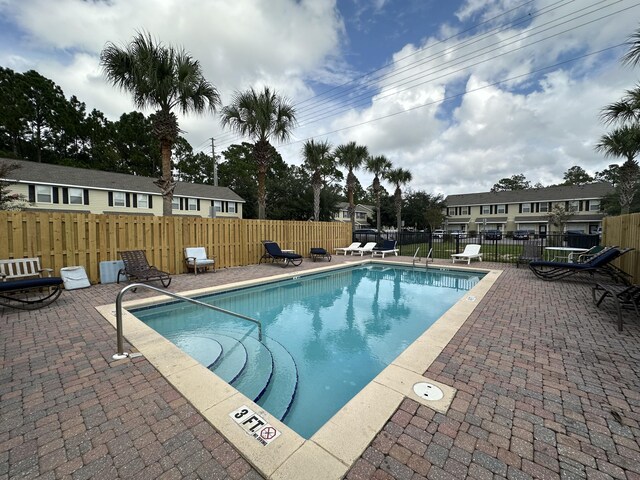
[544,246,589,263]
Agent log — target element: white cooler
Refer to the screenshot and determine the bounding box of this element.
[60,266,91,290]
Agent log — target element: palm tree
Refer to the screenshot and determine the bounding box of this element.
[335,141,369,231]
[365,155,392,234]
[600,86,640,126]
[302,139,333,222]
[384,167,413,234]
[100,31,220,215]
[220,87,296,219]
[595,125,640,214]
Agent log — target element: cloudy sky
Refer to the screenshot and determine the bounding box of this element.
[1,0,639,196]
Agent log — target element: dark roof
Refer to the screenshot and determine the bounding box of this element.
[1,158,244,202]
[444,182,613,206]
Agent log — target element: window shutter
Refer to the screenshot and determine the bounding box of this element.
[108,192,113,206]
[564,201,569,210]
[149,196,153,209]
[62,188,69,204]
[28,185,35,202]
[197,199,201,210]
[83,190,89,205]
[519,204,522,213]
[535,203,539,213]
[126,194,130,208]
[52,187,59,204]
[132,195,137,208]
[505,205,509,214]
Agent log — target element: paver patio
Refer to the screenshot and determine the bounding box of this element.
[1,256,638,479]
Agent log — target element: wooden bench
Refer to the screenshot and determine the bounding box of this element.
[0,257,64,310]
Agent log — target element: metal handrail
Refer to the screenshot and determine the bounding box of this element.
[113,283,262,359]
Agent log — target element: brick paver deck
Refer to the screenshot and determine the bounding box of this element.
[1,257,638,479]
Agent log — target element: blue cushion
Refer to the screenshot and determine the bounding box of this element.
[0,277,63,293]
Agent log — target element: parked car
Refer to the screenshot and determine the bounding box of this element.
[484,230,502,240]
[450,230,467,239]
[432,229,445,239]
[353,228,379,243]
[513,230,531,240]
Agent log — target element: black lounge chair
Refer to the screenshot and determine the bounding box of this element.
[310,247,331,262]
[528,247,632,284]
[117,250,172,287]
[592,283,640,331]
[0,277,63,310]
[261,242,303,267]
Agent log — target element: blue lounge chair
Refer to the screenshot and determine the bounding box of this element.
[261,241,303,267]
[592,283,640,331]
[372,240,399,258]
[529,247,632,283]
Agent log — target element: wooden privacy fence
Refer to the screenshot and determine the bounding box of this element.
[603,212,640,284]
[0,211,352,284]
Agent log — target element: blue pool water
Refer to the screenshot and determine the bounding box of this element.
[132,264,483,438]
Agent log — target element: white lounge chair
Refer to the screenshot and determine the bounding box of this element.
[371,240,399,258]
[184,247,216,274]
[335,242,362,255]
[451,244,482,264]
[351,242,378,256]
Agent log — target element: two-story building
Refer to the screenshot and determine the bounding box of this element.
[443,182,613,236]
[334,202,374,229]
[2,158,245,218]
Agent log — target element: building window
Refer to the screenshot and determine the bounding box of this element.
[36,186,53,203]
[460,206,469,215]
[188,198,198,211]
[448,207,456,216]
[172,197,180,210]
[113,192,126,207]
[228,202,236,214]
[568,200,579,211]
[356,212,366,220]
[589,200,600,211]
[342,211,349,219]
[539,202,549,213]
[481,205,491,214]
[136,194,148,208]
[497,204,506,214]
[213,200,222,213]
[521,203,531,213]
[69,188,83,205]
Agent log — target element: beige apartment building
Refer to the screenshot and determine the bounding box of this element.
[443,182,613,236]
[334,202,375,229]
[2,158,244,218]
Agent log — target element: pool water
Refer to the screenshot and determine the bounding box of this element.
[132,264,483,438]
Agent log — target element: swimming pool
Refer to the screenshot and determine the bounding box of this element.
[132,263,484,439]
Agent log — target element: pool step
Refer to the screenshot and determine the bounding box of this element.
[166,328,298,422]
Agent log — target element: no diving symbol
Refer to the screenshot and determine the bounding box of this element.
[261,426,277,440]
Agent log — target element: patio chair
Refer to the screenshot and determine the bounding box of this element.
[592,283,640,331]
[0,257,63,310]
[335,242,362,255]
[372,240,399,258]
[350,242,378,256]
[261,241,303,267]
[516,241,542,268]
[310,247,331,262]
[117,250,172,287]
[184,247,215,275]
[528,247,632,284]
[451,244,482,264]
[575,245,607,263]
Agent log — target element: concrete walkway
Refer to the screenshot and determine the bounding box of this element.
[1,257,638,479]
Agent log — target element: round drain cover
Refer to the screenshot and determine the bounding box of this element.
[413,382,444,401]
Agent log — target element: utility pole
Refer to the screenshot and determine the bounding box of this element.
[211,137,218,186]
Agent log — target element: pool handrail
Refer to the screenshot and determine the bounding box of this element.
[113,283,263,359]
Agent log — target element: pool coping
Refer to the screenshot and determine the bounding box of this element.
[96,260,502,479]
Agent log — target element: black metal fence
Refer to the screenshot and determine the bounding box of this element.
[353,231,601,265]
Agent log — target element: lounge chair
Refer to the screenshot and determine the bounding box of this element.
[117,250,172,287]
[592,283,640,331]
[184,247,215,275]
[516,241,542,268]
[528,247,632,284]
[310,248,331,262]
[451,244,482,264]
[335,242,362,255]
[0,257,63,310]
[351,242,378,256]
[575,245,607,263]
[372,240,399,258]
[261,241,303,267]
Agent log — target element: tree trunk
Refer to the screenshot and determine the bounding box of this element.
[373,176,381,233]
[313,183,321,222]
[395,189,402,234]
[257,165,266,219]
[161,139,174,216]
[347,171,356,232]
